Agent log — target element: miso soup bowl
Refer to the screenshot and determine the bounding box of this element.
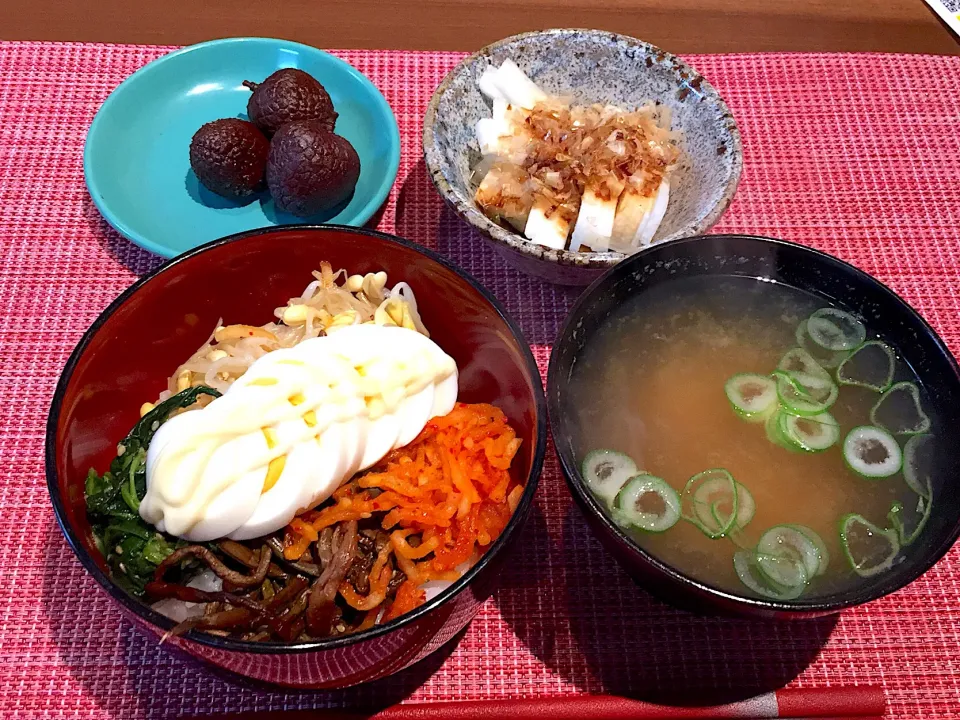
[45,225,546,687]
[547,233,960,619]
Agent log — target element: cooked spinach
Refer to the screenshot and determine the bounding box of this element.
[84,385,221,595]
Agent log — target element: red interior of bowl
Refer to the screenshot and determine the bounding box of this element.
[51,226,543,577]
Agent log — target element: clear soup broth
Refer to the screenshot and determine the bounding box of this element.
[566,275,936,601]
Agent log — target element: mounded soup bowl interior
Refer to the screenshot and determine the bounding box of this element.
[547,233,960,618]
[46,225,546,687]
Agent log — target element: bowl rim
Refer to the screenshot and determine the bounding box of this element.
[83,37,402,259]
[45,224,547,653]
[422,28,744,270]
[547,232,960,613]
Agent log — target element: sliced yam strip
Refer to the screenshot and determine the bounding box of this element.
[609,188,656,253]
[490,59,546,109]
[635,177,671,247]
[569,182,622,252]
[524,194,577,250]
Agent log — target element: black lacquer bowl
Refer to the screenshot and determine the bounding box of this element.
[548,234,960,618]
[46,225,547,686]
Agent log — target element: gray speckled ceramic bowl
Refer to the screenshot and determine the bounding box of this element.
[423,29,743,285]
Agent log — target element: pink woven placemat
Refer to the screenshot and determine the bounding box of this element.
[1,41,959,719]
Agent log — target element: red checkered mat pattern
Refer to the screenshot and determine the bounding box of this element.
[0,42,959,719]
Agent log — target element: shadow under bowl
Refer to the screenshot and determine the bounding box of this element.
[547,233,960,618]
[423,28,743,286]
[45,225,546,687]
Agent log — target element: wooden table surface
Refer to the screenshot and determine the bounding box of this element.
[1,0,957,54]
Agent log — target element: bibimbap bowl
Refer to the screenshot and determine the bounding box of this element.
[548,234,960,619]
[45,225,546,687]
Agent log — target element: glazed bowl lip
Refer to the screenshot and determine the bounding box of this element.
[547,232,960,614]
[422,28,744,271]
[45,224,547,654]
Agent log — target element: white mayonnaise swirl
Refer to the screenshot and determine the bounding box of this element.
[140,324,459,541]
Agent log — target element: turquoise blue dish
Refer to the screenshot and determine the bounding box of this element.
[84,38,401,258]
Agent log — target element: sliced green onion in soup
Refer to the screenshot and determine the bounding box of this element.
[770,408,838,455]
[784,524,830,575]
[613,474,681,533]
[732,483,756,530]
[903,434,934,498]
[870,381,931,436]
[758,525,825,578]
[725,373,777,421]
[766,409,801,452]
[733,550,806,600]
[692,479,756,532]
[681,468,739,538]
[806,308,867,351]
[887,484,933,546]
[795,319,850,369]
[843,426,902,478]
[777,411,799,450]
[783,411,840,452]
[581,449,637,506]
[777,348,832,384]
[773,370,838,416]
[839,514,900,577]
[756,550,809,589]
[836,340,896,393]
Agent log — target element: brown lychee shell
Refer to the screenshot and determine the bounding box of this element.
[244,68,338,136]
[266,119,361,217]
[189,119,269,199]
